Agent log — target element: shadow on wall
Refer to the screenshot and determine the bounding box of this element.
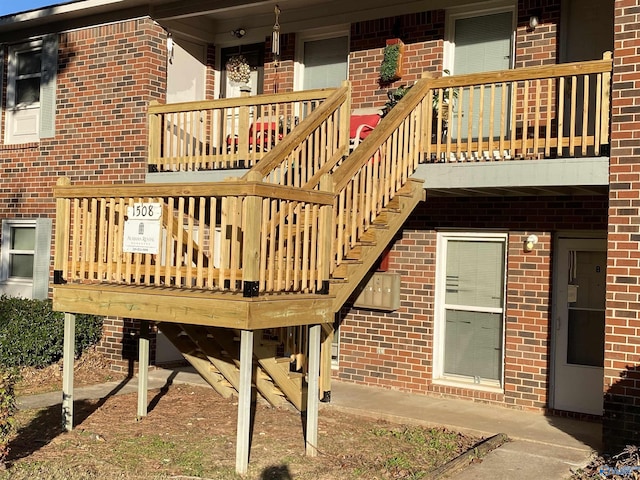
[603,365,640,454]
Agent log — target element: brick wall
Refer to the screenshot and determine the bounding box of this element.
[515,0,561,68]
[0,17,167,372]
[337,195,608,410]
[603,0,640,453]
[349,11,445,110]
[263,33,296,95]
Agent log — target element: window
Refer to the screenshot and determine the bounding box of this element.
[4,35,58,144]
[0,219,52,299]
[434,232,507,389]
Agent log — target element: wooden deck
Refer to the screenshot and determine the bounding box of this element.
[53,55,613,474]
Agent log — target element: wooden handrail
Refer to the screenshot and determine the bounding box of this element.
[244,81,350,182]
[53,181,334,205]
[148,88,337,114]
[334,76,430,192]
[425,56,612,89]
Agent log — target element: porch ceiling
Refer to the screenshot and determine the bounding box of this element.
[0,0,472,44]
[414,158,610,198]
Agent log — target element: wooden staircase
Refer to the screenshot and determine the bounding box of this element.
[52,78,430,412]
[157,177,424,410]
[157,322,307,410]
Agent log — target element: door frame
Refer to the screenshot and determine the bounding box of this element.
[443,2,516,74]
[550,232,607,413]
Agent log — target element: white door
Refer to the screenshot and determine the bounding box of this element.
[450,11,512,140]
[553,238,606,415]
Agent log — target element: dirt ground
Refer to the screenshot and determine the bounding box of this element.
[7,350,483,479]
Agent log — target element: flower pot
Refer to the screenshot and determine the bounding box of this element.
[380,39,405,83]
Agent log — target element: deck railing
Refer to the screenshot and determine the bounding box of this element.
[148,88,339,172]
[53,176,334,294]
[426,53,612,162]
[244,81,350,189]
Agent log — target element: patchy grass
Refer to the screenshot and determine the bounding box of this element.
[4,384,482,479]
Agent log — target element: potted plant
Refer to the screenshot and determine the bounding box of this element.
[432,69,458,121]
[383,84,412,115]
[379,39,405,84]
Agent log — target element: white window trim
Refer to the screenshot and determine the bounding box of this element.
[293,25,350,92]
[5,39,43,144]
[1,219,35,283]
[443,1,517,74]
[0,218,52,299]
[432,231,508,391]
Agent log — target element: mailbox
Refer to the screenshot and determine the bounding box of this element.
[353,272,401,311]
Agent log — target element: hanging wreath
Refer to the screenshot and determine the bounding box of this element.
[226,55,251,84]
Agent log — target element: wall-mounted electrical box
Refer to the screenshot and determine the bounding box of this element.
[353,272,401,311]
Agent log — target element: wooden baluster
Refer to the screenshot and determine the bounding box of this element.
[557,76,565,158]
[582,74,589,156]
[569,75,577,156]
[499,82,507,160]
[600,51,612,152]
[533,79,541,158]
[545,78,552,158]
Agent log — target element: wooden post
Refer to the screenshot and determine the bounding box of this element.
[320,324,334,402]
[238,90,251,162]
[62,312,75,431]
[137,320,150,419]
[306,324,321,457]
[54,177,71,285]
[340,80,351,152]
[243,171,263,297]
[318,174,334,400]
[601,51,612,150]
[148,100,161,169]
[236,329,254,475]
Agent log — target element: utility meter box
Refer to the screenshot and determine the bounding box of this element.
[353,272,401,311]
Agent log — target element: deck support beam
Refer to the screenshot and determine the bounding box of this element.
[236,329,254,475]
[62,312,75,431]
[137,320,150,419]
[306,324,321,457]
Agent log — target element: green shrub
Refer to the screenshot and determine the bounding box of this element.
[0,296,102,368]
[0,367,17,467]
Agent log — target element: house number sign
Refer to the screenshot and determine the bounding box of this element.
[122,202,162,254]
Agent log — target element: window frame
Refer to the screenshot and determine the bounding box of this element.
[0,218,52,299]
[4,34,57,144]
[432,231,508,391]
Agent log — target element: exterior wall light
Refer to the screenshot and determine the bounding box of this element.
[524,234,539,252]
[529,15,539,30]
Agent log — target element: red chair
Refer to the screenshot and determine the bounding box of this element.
[349,113,381,149]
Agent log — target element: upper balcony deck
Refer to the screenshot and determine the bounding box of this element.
[147,54,612,197]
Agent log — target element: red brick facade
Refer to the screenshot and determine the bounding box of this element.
[604,0,640,451]
[1,0,629,444]
[338,196,608,410]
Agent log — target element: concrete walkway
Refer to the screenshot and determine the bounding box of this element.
[17,369,600,479]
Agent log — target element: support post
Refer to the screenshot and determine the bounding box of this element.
[243,171,263,297]
[306,324,321,457]
[54,176,71,285]
[236,329,254,475]
[62,312,75,431]
[320,323,334,402]
[137,320,150,419]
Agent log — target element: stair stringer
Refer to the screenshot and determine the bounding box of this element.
[157,322,305,410]
[329,178,425,312]
[157,322,236,399]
